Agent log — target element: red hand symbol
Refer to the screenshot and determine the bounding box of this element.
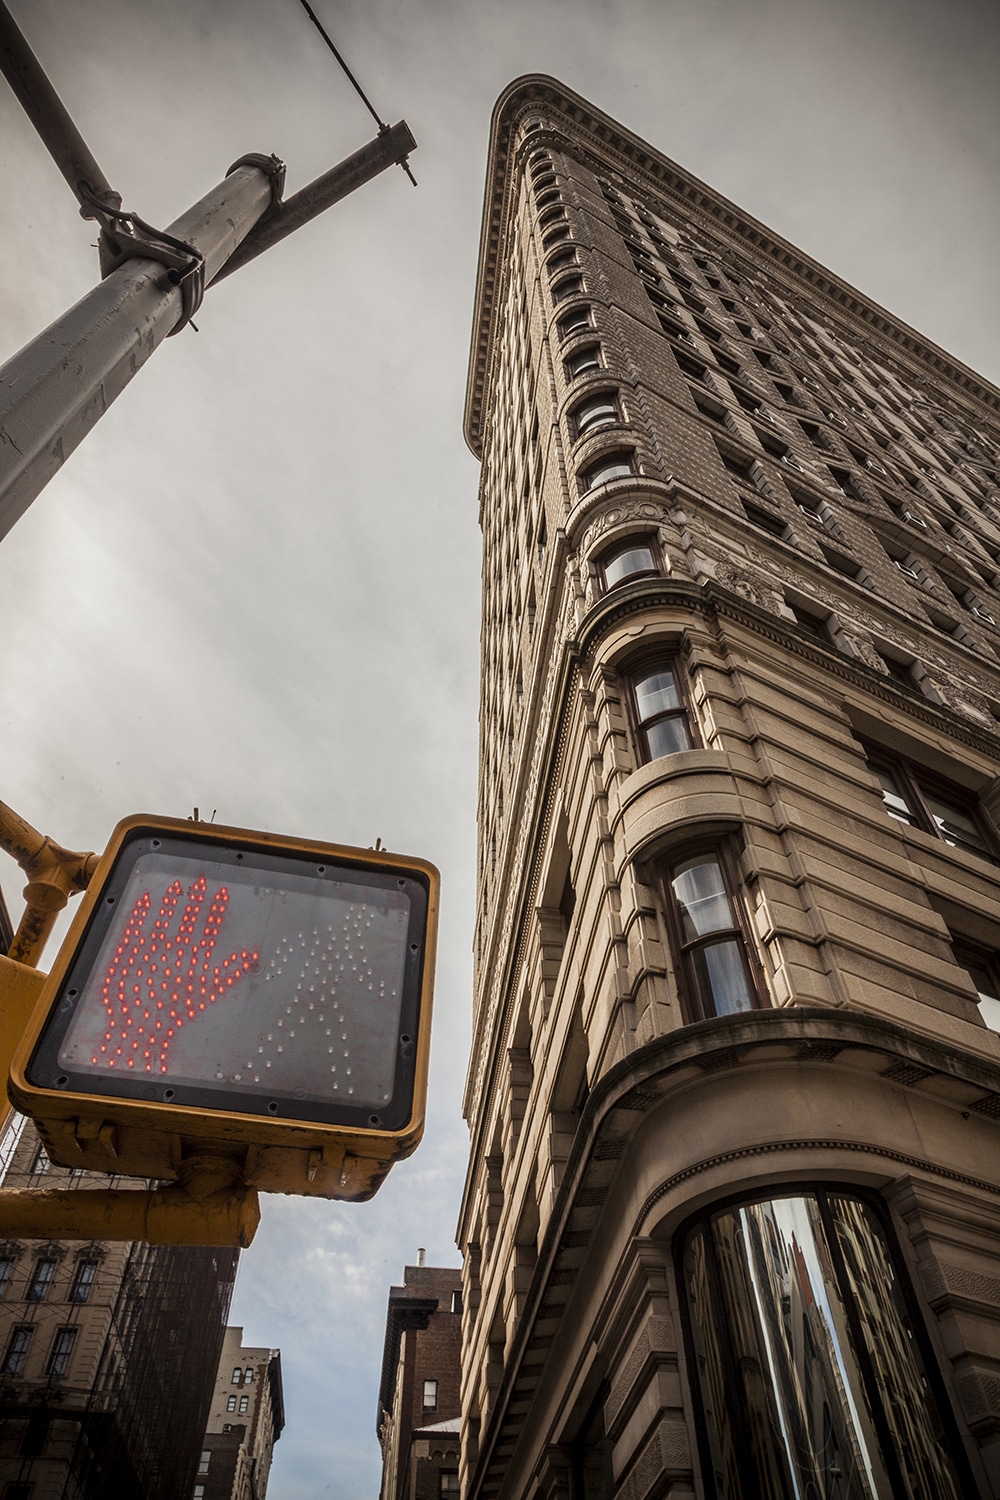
[94,877,259,1075]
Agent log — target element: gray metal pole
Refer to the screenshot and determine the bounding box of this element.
[212,121,417,284]
[0,0,120,213]
[0,163,273,542]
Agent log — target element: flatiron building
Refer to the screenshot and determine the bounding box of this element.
[459,75,1000,1500]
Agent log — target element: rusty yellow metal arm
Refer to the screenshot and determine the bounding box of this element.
[0,799,98,965]
[0,1168,260,1247]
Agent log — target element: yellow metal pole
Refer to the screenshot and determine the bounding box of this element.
[0,799,97,966]
[0,1178,260,1247]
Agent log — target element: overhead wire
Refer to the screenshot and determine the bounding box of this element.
[295,0,417,186]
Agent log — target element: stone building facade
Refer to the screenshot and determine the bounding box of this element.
[378,1261,463,1500]
[197,1325,283,1500]
[0,1117,237,1499]
[459,75,1000,1500]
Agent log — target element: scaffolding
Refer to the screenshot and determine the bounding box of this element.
[0,1121,238,1498]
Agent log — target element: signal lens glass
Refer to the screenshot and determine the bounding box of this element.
[28,832,429,1130]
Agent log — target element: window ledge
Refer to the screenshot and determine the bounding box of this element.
[610,748,743,867]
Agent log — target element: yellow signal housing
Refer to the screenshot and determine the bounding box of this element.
[8,815,439,1202]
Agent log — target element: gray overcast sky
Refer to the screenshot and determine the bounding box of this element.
[1,1,998,1495]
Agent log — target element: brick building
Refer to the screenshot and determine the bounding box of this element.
[196,1325,283,1500]
[378,1260,462,1500]
[459,75,1000,1499]
[0,1117,237,1499]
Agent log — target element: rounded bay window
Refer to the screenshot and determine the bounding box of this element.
[680,1188,973,1498]
[570,390,620,437]
[580,450,635,493]
[598,533,659,589]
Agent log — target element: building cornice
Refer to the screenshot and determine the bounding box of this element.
[464,75,1000,460]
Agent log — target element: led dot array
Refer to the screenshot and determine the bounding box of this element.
[94,878,258,1074]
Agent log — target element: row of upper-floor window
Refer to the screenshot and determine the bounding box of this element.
[590,195,1000,512]
[1,1323,76,1379]
[0,1256,97,1304]
[595,172,1000,455]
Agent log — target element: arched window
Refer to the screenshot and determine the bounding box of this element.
[558,307,593,342]
[565,344,602,380]
[598,535,659,589]
[682,1190,971,1499]
[570,391,618,436]
[552,275,584,304]
[581,450,634,492]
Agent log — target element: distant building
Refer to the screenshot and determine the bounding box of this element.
[0,1117,237,1499]
[197,1325,284,1500]
[378,1260,462,1500]
[460,74,1000,1499]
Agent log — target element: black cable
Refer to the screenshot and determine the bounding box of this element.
[295,0,417,185]
[296,0,385,130]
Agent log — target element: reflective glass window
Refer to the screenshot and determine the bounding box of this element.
[602,540,657,589]
[683,1191,968,1499]
[566,345,602,379]
[665,852,756,1019]
[628,661,693,762]
[47,1327,76,1378]
[582,452,633,491]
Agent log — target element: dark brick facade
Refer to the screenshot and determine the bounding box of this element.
[378,1264,462,1500]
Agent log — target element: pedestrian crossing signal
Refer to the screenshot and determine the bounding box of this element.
[8,815,438,1201]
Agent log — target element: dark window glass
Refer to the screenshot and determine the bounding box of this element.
[566,345,601,379]
[539,205,566,228]
[558,306,591,340]
[953,942,1000,1031]
[2,1327,32,1375]
[543,226,570,248]
[440,1473,460,1496]
[546,248,577,274]
[683,1191,968,1500]
[69,1260,97,1304]
[601,538,658,589]
[47,1327,76,1379]
[863,745,998,863]
[787,602,829,641]
[27,1260,55,1302]
[742,501,786,537]
[552,276,583,303]
[572,394,619,437]
[628,660,693,761]
[581,451,633,491]
[665,851,757,1020]
[0,1260,14,1299]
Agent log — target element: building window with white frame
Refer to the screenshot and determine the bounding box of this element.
[423,1378,438,1411]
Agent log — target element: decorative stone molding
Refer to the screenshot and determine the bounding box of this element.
[712,560,782,616]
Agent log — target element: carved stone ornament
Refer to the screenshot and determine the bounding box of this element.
[925,675,996,728]
[843,635,888,674]
[579,499,670,555]
[713,561,782,616]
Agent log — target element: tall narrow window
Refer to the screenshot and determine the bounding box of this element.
[423,1378,439,1411]
[227,1395,237,1412]
[28,1258,56,1302]
[626,659,694,761]
[46,1327,76,1378]
[238,1394,249,1414]
[682,1191,969,1499]
[69,1260,97,1304]
[3,1326,32,1375]
[198,1451,211,1474]
[232,1365,243,1384]
[663,849,758,1019]
[244,1367,253,1383]
[0,1259,14,1299]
